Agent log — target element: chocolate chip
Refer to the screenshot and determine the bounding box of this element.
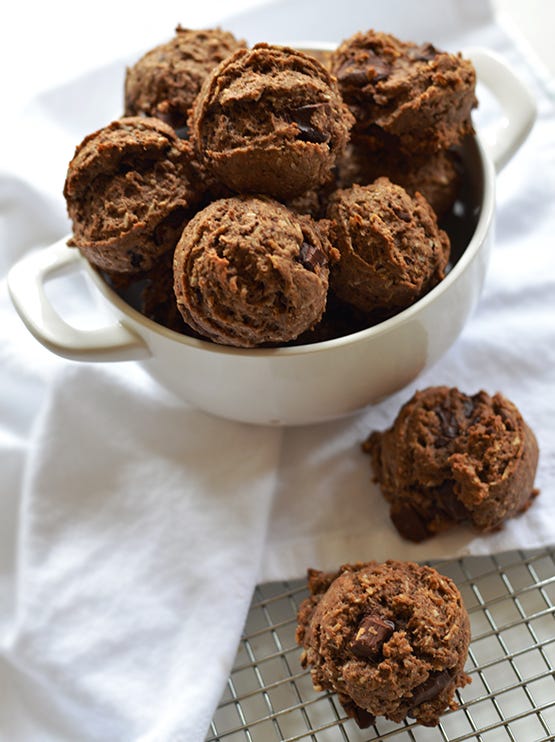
[118,162,135,176]
[299,241,327,272]
[392,206,412,222]
[463,397,476,419]
[410,669,452,709]
[290,103,329,144]
[351,615,395,658]
[390,503,430,542]
[128,250,144,269]
[350,705,376,729]
[336,62,370,87]
[337,53,391,86]
[408,42,438,63]
[436,480,470,522]
[436,405,460,440]
[339,695,376,729]
[371,68,390,82]
[297,125,329,144]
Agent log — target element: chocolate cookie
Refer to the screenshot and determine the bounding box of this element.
[64,117,200,273]
[190,43,354,200]
[363,386,540,542]
[326,178,450,314]
[297,560,471,727]
[330,30,477,155]
[173,196,338,348]
[124,26,246,133]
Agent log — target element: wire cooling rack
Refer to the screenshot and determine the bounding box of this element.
[207,547,555,741]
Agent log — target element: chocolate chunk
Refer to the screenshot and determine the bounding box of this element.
[463,396,478,419]
[436,480,470,522]
[351,615,395,658]
[410,669,452,709]
[408,42,438,63]
[335,62,370,87]
[290,104,330,144]
[128,250,145,269]
[299,241,327,272]
[390,502,430,542]
[369,67,391,83]
[392,206,412,223]
[336,53,391,86]
[350,705,376,729]
[339,695,376,729]
[436,405,460,440]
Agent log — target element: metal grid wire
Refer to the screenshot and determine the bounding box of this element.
[207,547,555,741]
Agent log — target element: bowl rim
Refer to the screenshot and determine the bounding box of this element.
[86,132,495,360]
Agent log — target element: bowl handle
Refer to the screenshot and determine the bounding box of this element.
[469,48,537,172]
[8,237,150,362]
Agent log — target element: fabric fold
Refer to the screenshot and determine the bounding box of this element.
[2,367,282,741]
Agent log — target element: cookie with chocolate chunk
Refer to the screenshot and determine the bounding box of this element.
[173,196,338,348]
[190,43,354,200]
[330,29,477,155]
[326,178,450,314]
[296,560,471,728]
[363,386,539,541]
[64,117,201,273]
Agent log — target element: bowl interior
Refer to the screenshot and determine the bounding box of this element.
[442,137,484,268]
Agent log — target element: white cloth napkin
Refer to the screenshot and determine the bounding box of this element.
[1,361,280,742]
[1,1,554,740]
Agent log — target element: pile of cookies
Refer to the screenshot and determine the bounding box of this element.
[62,26,541,731]
[63,26,477,348]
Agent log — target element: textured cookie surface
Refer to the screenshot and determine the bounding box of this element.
[330,30,477,154]
[124,26,246,132]
[64,117,200,273]
[190,43,354,199]
[173,196,338,347]
[297,560,471,727]
[327,178,450,314]
[363,386,540,541]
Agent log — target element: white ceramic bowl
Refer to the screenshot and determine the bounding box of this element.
[8,48,536,426]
